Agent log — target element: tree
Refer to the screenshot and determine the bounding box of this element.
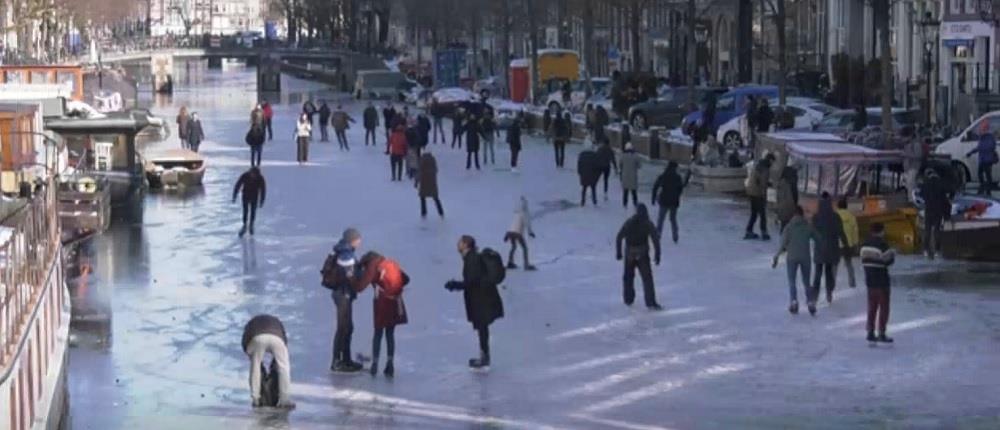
[876,0,892,135]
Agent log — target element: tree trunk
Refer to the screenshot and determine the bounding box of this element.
[686,0,696,107]
[285,2,297,46]
[878,0,892,134]
[583,0,595,96]
[631,0,642,72]
[737,0,753,83]
[776,0,786,106]
[501,0,512,97]
[528,0,541,103]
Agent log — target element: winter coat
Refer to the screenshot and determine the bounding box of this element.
[779,215,819,264]
[363,106,379,129]
[920,174,952,223]
[813,199,848,264]
[296,120,311,138]
[417,116,432,145]
[233,170,266,205]
[332,110,352,131]
[756,105,774,132]
[245,126,265,147]
[745,161,770,197]
[552,117,572,140]
[616,205,661,260]
[389,129,409,156]
[187,119,204,145]
[774,180,797,225]
[480,117,497,139]
[465,121,481,152]
[577,149,601,186]
[507,120,522,151]
[860,236,895,288]
[968,134,999,165]
[330,240,359,296]
[652,167,684,208]
[836,208,860,248]
[508,198,533,236]
[241,314,287,353]
[354,256,409,329]
[251,108,263,126]
[417,153,439,197]
[596,144,617,172]
[176,113,190,139]
[452,112,466,135]
[318,104,331,125]
[619,151,641,190]
[461,250,504,328]
[382,108,396,128]
[262,103,273,120]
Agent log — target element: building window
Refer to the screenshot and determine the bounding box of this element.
[965,0,976,14]
[951,0,962,14]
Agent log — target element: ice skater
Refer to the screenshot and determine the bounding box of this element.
[619,143,641,208]
[615,204,663,310]
[417,150,445,218]
[363,102,379,146]
[836,196,860,286]
[321,228,365,373]
[261,100,274,140]
[431,100,446,144]
[465,114,481,170]
[354,251,409,377]
[577,143,600,206]
[242,314,295,409]
[445,235,505,369]
[318,101,331,142]
[382,102,397,147]
[507,113,523,170]
[176,106,190,148]
[744,154,774,240]
[295,113,311,164]
[651,161,688,243]
[388,124,409,181]
[451,108,466,149]
[481,111,500,165]
[245,123,266,167]
[552,112,571,168]
[595,141,618,199]
[504,197,536,270]
[773,206,819,315]
[232,167,266,238]
[186,112,205,152]
[861,222,896,343]
[813,193,849,304]
[332,104,355,151]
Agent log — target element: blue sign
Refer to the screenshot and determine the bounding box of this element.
[434,49,467,88]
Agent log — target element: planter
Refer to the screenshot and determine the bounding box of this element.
[690,164,747,194]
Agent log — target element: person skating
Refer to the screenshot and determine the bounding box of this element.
[445,235,505,369]
[813,193,849,304]
[417,113,432,153]
[861,223,896,343]
[382,103,397,145]
[577,143,601,206]
[465,114,482,170]
[836,197,860,287]
[245,123,266,167]
[363,102,379,146]
[405,124,421,181]
[187,112,205,152]
[552,112,572,168]
[451,108,466,149]
[332,104,355,151]
[620,143,641,208]
[615,204,663,310]
[353,251,409,377]
[772,206,820,315]
[232,166,266,237]
[318,101,331,142]
[322,228,365,372]
[744,154,773,240]
[507,113,523,170]
[303,99,317,135]
[242,314,295,409]
[595,141,619,200]
[594,105,610,145]
[756,98,774,134]
[417,150,445,218]
[295,113,311,164]
[481,111,500,165]
[542,108,553,140]
[176,106,190,149]
[774,167,799,232]
[919,168,952,260]
[651,161,688,243]
[261,100,274,140]
[966,121,998,196]
[388,124,408,181]
[504,197,536,270]
[251,104,263,128]
[431,100,446,144]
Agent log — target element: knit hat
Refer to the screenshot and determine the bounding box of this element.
[342,228,361,242]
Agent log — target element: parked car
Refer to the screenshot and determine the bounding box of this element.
[545,77,611,113]
[474,77,501,99]
[812,108,919,135]
[629,86,728,130]
[680,85,797,133]
[715,98,833,147]
[355,70,409,99]
[934,111,1000,188]
[585,87,617,120]
[490,100,526,129]
[429,87,478,116]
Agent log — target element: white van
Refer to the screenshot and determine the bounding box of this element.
[934,112,1000,187]
[354,70,407,100]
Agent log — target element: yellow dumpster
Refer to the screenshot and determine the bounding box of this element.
[857,208,919,254]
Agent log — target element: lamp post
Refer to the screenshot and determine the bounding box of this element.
[919,11,940,125]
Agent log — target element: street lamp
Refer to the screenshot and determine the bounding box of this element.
[919,11,940,124]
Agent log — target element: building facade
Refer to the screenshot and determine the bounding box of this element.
[149,0,266,36]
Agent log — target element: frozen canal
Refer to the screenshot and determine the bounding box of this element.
[65,67,1000,429]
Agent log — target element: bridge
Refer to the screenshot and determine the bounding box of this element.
[98,47,350,64]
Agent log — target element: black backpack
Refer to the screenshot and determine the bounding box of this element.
[320,254,338,290]
[480,248,506,285]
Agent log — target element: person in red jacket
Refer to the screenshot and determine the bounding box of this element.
[388,124,409,181]
[354,251,409,377]
[261,100,274,141]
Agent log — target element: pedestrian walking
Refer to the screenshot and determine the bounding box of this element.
[382,103,397,145]
[836,197,860,287]
[507,114,523,170]
[504,197,536,270]
[542,108,553,140]
[616,204,663,310]
[176,106,190,149]
[431,101,446,144]
[405,126,421,181]
[451,108,466,149]
[332,104,355,151]
[242,314,295,409]
[261,100,274,140]
[417,113,431,152]
[245,123,266,167]
[585,104,595,138]
[620,143,641,208]
[756,98,774,134]
[363,102,379,146]
[251,104,263,128]
[318,101,332,142]
[552,112,571,168]
[596,141,618,200]
[417,150,445,218]
[772,206,819,315]
[232,166,266,237]
[465,114,482,170]
[651,161,688,243]
[388,124,408,181]
[813,193,849,304]
[445,235,505,369]
[321,228,365,373]
[966,121,997,195]
[594,105,611,145]
[861,222,896,343]
[353,252,409,377]
[577,144,601,206]
[481,112,500,165]
[744,154,774,240]
[295,114,311,164]
[919,168,952,260]
[774,167,799,232]
[187,112,205,152]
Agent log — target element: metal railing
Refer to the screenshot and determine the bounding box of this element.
[0,180,60,368]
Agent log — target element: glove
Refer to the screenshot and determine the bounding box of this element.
[444,280,458,291]
[529,232,536,239]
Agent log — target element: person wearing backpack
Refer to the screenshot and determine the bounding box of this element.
[242,314,295,409]
[615,204,663,310]
[577,143,601,206]
[245,123,266,167]
[353,251,409,377]
[321,228,365,373]
[445,235,505,369]
[504,197,536,270]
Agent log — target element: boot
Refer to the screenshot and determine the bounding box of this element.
[866,332,877,343]
[524,264,537,271]
[761,233,771,241]
[370,359,378,376]
[807,302,817,316]
[743,232,759,240]
[384,359,394,377]
[249,225,254,236]
[506,262,518,270]
[238,226,247,238]
[789,300,799,315]
[469,353,490,369]
[877,334,894,343]
[826,290,833,304]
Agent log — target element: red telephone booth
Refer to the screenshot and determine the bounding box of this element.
[508,59,530,102]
